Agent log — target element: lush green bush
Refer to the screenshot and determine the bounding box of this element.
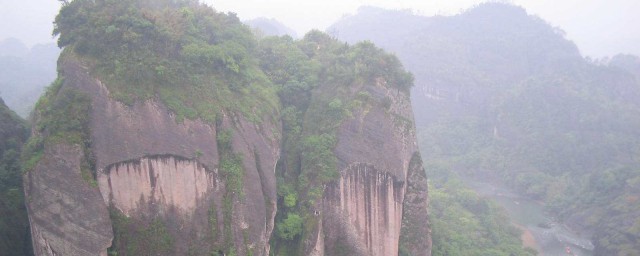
[276,213,303,240]
[54,0,279,124]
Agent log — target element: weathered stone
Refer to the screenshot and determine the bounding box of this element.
[305,80,431,256]
[24,143,113,256]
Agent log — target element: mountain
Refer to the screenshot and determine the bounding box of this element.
[21,0,430,255]
[0,38,60,117]
[0,97,31,255]
[608,54,640,81]
[245,17,298,38]
[332,3,640,256]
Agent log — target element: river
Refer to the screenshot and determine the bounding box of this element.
[460,177,595,256]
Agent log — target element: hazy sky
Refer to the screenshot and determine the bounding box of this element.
[1,0,638,58]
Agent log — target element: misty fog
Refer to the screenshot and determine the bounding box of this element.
[2,0,638,58]
[1,0,639,255]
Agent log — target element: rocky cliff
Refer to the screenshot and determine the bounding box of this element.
[23,50,281,255]
[22,1,430,255]
[305,72,430,256]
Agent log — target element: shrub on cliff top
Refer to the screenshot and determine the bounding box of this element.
[53,0,279,123]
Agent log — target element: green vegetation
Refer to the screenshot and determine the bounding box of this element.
[415,65,640,255]
[54,0,279,124]
[428,166,537,256]
[108,208,175,256]
[216,129,245,196]
[21,77,96,185]
[0,97,31,255]
[215,126,246,254]
[276,213,303,240]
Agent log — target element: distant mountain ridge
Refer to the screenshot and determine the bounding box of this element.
[0,38,60,117]
[245,17,298,38]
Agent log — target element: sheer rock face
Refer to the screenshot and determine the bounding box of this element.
[26,54,280,255]
[24,144,113,256]
[307,81,431,256]
[26,52,430,255]
[322,164,405,256]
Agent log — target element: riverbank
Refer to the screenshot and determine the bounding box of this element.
[460,175,594,256]
[515,223,540,253]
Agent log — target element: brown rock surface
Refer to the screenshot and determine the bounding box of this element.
[26,53,280,255]
[24,143,113,256]
[307,80,431,256]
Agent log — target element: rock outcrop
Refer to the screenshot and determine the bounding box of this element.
[24,3,430,255]
[24,143,113,256]
[304,79,431,256]
[25,52,281,255]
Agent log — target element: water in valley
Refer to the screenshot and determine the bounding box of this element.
[461,177,594,256]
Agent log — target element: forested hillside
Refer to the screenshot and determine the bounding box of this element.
[0,97,30,254]
[332,3,640,255]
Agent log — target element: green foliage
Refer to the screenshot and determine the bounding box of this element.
[214,127,247,254]
[276,213,303,240]
[0,97,31,255]
[283,193,297,208]
[208,202,218,241]
[54,0,279,124]
[300,134,339,186]
[428,168,536,256]
[21,77,96,184]
[216,129,244,196]
[219,155,244,195]
[108,207,175,256]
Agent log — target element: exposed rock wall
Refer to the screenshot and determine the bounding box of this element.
[98,156,215,216]
[323,163,405,256]
[24,144,113,256]
[26,53,280,256]
[308,80,431,255]
[26,45,429,256]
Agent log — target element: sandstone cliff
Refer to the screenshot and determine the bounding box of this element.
[23,51,281,255]
[23,1,430,255]
[304,75,431,256]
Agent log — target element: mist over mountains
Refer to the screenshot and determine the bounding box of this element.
[0,1,638,256]
[331,3,640,255]
[0,38,60,117]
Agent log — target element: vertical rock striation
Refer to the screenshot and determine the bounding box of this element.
[306,79,431,255]
[322,164,405,255]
